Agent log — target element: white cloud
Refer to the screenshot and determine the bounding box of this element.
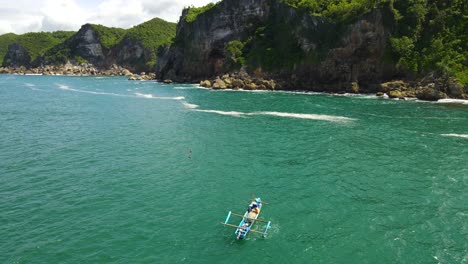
[0,0,219,35]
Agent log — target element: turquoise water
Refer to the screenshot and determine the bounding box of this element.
[1,75,466,264]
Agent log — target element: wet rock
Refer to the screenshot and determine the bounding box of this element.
[163,79,173,84]
[388,90,403,98]
[212,79,227,89]
[350,82,359,93]
[447,80,464,98]
[416,88,447,101]
[200,80,212,88]
[231,79,245,89]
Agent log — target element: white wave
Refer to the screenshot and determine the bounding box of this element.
[174,86,198,90]
[57,84,70,90]
[24,83,45,91]
[56,84,184,100]
[135,92,154,98]
[441,134,468,139]
[437,99,468,105]
[193,108,354,122]
[183,102,199,109]
[195,109,245,117]
[252,111,355,122]
[136,93,185,100]
[161,96,185,100]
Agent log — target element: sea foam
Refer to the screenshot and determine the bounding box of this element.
[252,111,356,122]
[194,109,245,117]
[193,108,354,122]
[183,102,199,109]
[135,93,154,98]
[437,99,468,105]
[441,134,468,139]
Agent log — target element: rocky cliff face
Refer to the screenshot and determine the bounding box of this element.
[2,43,31,67]
[69,24,106,66]
[157,0,397,91]
[156,0,271,81]
[113,37,151,73]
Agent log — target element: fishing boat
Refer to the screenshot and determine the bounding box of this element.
[221,197,271,239]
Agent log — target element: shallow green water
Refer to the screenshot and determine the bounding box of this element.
[0,75,467,264]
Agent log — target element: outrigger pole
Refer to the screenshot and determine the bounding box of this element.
[220,223,269,236]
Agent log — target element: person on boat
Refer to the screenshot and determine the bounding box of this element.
[248,198,261,212]
[237,222,250,239]
[246,207,259,222]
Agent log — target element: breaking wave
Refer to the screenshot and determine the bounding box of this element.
[194,109,245,117]
[135,93,154,98]
[56,84,184,100]
[437,99,468,105]
[183,102,199,109]
[192,108,355,122]
[441,134,468,139]
[252,111,356,122]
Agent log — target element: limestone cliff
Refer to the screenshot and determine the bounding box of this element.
[3,43,31,68]
[156,0,397,92]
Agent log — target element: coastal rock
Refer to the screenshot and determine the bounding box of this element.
[231,79,245,88]
[416,88,447,101]
[447,80,464,98]
[245,83,257,90]
[163,79,173,84]
[212,79,227,89]
[380,81,408,92]
[200,80,212,88]
[350,82,360,93]
[2,43,31,67]
[388,90,403,98]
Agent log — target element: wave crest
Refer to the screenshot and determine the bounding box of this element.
[441,134,468,139]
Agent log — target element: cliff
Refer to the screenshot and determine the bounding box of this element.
[156,0,467,96]
[1,18,176,73]
[156,0,395,90]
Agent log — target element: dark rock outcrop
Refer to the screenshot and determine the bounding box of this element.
[113,37,151,73]
[156,0,396,91]
[156,0,271,82]
[2,43,31,67]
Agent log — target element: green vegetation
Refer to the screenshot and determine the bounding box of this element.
[89,24,126,49]
[0,31,73,65]
[185,3,217,23]
[0,33,18,65]
[226,40,246,68]
[280,0,380,22]
[125,18,177,67]
[281,0,467,84]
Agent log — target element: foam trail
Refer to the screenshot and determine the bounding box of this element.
[252,111,356,122]
[441,134,468,139]
[24,83,45,91]
[437,99,468,105]
[57,84,127,97]
[195,109,245,117]
[183,102,199,109]
[135,93,154,98]
[193,109,354,122]
[56,84,183,100]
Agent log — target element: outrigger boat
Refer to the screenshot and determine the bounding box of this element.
[221,197,271,239]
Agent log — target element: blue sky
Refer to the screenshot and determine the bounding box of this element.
[0,0,219,35]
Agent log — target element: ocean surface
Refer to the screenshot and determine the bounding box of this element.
[1,75,466,264]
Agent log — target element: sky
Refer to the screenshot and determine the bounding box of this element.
[0,0,220,35]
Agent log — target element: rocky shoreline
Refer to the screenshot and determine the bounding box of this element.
[197,72,467,101]
[0,64,159,81]
[1,64,466,101]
